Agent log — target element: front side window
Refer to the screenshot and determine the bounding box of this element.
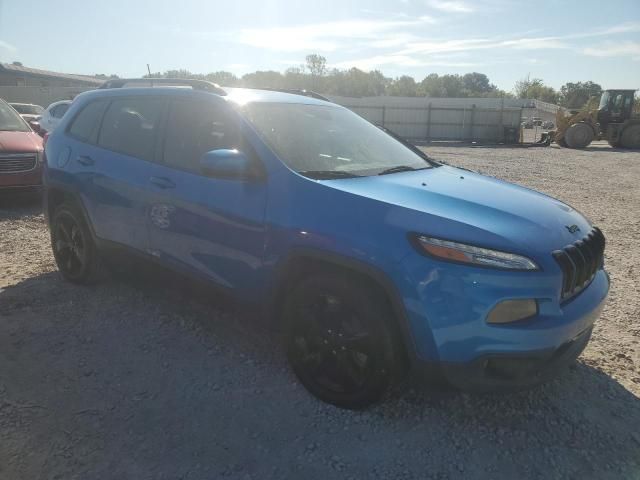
[611,94,624,114]
[98,97,164,161]
[0,101,29,132]
[68,99,109,143]
[163,99,240,173]
[242,103,432,179]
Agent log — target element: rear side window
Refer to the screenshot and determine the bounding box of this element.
[98,97,164,161]
[68,100,108,143]
[163,99,239,173]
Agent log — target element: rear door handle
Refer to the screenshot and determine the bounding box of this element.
[76,155,94,166]
[149,176,176,189]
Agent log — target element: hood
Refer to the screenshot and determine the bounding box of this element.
[0,130,43,153]
[322,165,591,255]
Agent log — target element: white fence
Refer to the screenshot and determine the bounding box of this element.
[1,86,557,142]
[326,95,533,142]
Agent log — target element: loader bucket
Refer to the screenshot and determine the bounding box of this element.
[532,132,551,146]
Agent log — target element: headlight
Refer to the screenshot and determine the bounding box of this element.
[412,235,539,270]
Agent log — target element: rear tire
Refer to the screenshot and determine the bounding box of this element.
[565,123,594,149]
[50,203,103,284]
[283,272,404,409]
[620,124,640,149]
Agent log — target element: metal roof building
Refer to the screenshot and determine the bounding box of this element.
[0,62,103,87]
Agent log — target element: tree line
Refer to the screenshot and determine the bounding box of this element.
[103,54,608,109]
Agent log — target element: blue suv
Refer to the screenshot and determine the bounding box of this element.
[44,79,610,408]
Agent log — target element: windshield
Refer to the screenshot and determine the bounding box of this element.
[10,104,44,115]
[0,101,30,132]
[598,91,610,110]
[242,103,433,179]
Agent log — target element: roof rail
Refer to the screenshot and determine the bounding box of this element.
[99,78,226,95]
[258,88,331,102]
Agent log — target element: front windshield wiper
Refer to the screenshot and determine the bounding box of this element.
[378,165,428,176]
[299,170,362,180]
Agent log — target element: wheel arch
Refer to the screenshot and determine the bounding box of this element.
[269,248,417,366]
[45,186,97,240]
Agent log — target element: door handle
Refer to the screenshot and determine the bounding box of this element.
[149,176,176,189]
[76,155,94,166]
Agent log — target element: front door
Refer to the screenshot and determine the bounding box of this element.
[147,97,268,293]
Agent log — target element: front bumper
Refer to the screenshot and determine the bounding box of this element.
[395,250,609,388]
[440,323,594,390]
[0,166,43,189]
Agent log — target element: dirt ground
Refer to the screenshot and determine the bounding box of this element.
[1,141,639,479]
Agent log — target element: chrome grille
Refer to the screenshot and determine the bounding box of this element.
[552,227,605,301]
[0,153,37,173]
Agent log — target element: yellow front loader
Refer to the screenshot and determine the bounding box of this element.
[553,89,640,149]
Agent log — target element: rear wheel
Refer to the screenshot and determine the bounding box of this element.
[565,123,594,149]
[51,203,103,284]
[284,272,404,409]
[620,124,640,149]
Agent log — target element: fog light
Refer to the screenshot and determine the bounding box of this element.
[487,299,537,324]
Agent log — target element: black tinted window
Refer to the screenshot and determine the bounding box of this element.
[52,103,70,118]
[163,100,239,173]
[68,100,108,143]
[98,97,164,161]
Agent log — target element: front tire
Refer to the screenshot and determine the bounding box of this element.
[284,272,404,409]
[565,123,594,149]
[50,203,103,284]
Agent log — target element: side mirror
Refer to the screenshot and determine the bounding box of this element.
[199,149,257,180]
[29,120,41,133]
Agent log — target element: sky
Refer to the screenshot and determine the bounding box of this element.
[0,0,639,92]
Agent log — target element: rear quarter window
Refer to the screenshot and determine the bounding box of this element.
[68,99,109,143]
[98,97,164,161]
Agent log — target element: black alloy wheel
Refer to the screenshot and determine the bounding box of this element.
[51,203,102,284]
[284,273,403,409]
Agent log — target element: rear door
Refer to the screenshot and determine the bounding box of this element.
[146,96,268,292]
[68,95,166,252]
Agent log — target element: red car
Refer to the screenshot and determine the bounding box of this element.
[0,99,44,190]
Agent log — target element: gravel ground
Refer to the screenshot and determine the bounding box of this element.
[1,141,639,480]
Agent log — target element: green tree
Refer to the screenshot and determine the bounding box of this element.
[387,76,419,96]
[241,70,285,88]
[462,72,495,95]
[205,71,239,86]
[559,81,603,109]
[514,77,558,103]
[420,74,465,97]
[305,54,327,77]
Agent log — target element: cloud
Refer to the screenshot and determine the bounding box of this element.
[583,41,640,61]
[225,63,250,73]
[331,54,478,71]
[236,18,434,52]
[0,40,17,53]
[427,0,474,13]
[218,17,640,73]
